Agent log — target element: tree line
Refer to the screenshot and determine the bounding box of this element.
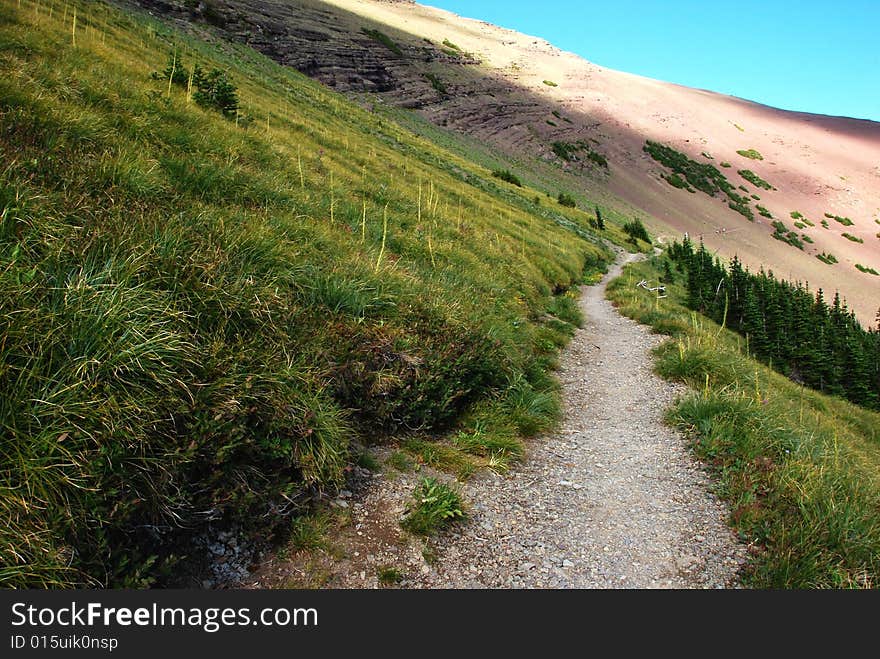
[666,238,880,410]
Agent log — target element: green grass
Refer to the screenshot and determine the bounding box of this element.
[842,232,864,243]
[736,148,763,160]
[855,264,879,275]
[608,257,880,588]
[288,512,333,551]
[387,451,414,472]
[362,27,403,56]
[816,252,838,265]
[377,566,405,586]
[401,477,466,536]
[424,72,447,96]
[0,0,612,587]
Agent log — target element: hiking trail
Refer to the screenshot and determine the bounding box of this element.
[250,251,747,588]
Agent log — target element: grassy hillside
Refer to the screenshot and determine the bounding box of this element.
[608,257,880,587]
[0,0,615,587]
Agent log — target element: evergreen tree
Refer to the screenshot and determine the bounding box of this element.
[193,65,240,118]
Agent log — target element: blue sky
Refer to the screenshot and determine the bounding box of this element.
[425,1,879,121]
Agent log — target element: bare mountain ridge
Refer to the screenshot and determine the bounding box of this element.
[126,0,880,324]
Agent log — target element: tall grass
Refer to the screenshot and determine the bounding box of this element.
[0,0,610,586]
[608,257,880,587]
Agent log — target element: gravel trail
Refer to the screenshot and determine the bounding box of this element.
[406,252,747,588]
[250,252,747,589]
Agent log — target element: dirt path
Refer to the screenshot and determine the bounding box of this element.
[250,252,746,589]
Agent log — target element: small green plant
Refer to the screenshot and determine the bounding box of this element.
[543,80,558,87]
[424,72,447,95]
[552,141,577,161]
[826,213,855,226]
[387,451,413,472]
[736,148,763,160]
[191,65,240,118]
[791,210,804,220]
[492,169,523,187]
[362,27,403,56]
[842,232,864,243]
[377,566,404,586]
[557,192,576,208]
[739,169,773,190]
[442,38,461,51]
[288,513,332,551]
[855,264,879,275]
[756,205,772,219]
[401,478,466,536]
[821,219,830,229]
[801,234,814,244]
[720,161,732,168]
[665,172,690,189]
[355,450,381,472]
[816,252,838,264]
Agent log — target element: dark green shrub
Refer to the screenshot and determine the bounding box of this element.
[623,218,651,244]
[665,172,689,189]
[401,478,466,535]
[152,49,189,87]
[362,27,403,56]
[424,72,447,95]
[557,192,576,208]
[492,169,522,187]
[739,169,773,190]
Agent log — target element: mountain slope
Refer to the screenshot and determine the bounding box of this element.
[128,0,880,324]
[0,0,615,586]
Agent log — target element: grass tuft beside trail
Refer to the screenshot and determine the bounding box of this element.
[607,257,880,588]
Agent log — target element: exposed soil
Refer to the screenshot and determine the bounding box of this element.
[247,252,747,589]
